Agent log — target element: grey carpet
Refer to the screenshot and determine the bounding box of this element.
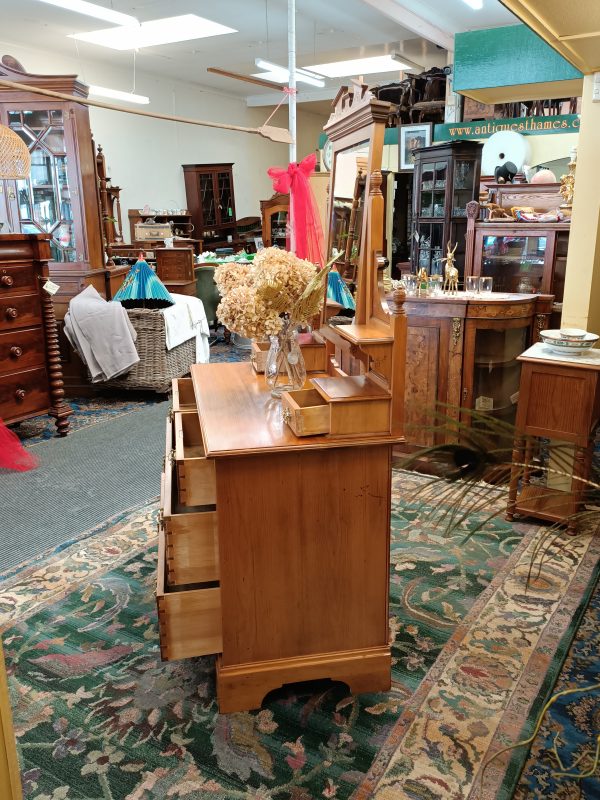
[0,401,168,572]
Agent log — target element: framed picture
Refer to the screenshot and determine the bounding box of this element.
[253,236,264,251]
[399,123,432,171]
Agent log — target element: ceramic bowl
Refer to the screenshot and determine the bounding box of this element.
[540,329,598,355]
[559,328,588,341]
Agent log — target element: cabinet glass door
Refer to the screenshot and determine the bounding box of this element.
[452,159,475,217]
[471,324,529,428]
[415,221,443,273]
[216,171,233,226]
[7,109,76,262]
[481,234,547,293]
[270,211,288,247]
[420,160,446,218]
[199,173,216,228]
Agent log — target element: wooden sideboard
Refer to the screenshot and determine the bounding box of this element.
[158,365,398,712]
[401,292,553,447]
[0,233,71,433]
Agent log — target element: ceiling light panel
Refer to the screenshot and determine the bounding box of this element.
[69,15,237,50]
[462,0,483,8]
[37,0,138,26]
[88,85,150,104]
[304,55,406,77]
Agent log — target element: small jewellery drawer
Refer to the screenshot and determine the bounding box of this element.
[171,377,196,413]
[173,410,217,507]
[156,529,223,661]
[0,326,45,374]
[0,264,37,296]
[281,388,330,436]
[0,366,48,421]
[161,440,219,586]
[0,293,42,331]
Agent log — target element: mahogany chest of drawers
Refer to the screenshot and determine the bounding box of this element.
[0,234,71,435]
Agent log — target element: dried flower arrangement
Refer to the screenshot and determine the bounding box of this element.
[214,247,334,338]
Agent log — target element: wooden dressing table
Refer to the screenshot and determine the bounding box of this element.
[156,84,406,713]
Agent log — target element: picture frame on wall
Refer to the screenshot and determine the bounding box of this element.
[399,123,433,171]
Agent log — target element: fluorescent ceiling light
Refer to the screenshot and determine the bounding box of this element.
[88,85,149,104]
[69,14,237,50]
[304,55,407,77]
[461,0,483,8]
[36,0,138,26]
[253,58,325,88]
[391,53,423,72]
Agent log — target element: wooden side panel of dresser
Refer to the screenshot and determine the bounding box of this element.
[0,237,50,424]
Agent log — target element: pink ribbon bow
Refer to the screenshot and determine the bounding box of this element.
[267,153,325,267]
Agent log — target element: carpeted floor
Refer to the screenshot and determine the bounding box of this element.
[1,401,167,570]
[2,471,598,800]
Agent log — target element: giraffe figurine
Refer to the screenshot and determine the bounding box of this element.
[441,242,459,295]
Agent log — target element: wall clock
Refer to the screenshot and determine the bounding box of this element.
[322,138,333,172]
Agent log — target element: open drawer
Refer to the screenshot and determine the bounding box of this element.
[174,411,217,507]
[281,388,330,436]
[171,377,196,413]
[156,529,223,660]
[160,452,219,586]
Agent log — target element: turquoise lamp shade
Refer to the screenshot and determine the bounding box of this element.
[113,257,174,309]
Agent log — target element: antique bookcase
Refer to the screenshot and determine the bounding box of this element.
[410,140,482,279]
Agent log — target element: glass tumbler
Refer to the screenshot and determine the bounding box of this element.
[404,275,418,296]
[465,276,479,295]
[479,276,493,294]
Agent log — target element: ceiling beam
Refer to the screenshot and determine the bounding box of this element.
[360,0,453,51]
[246,88,338,107]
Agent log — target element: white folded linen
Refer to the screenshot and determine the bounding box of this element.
[64,285,139,382]
[161,294,210,364]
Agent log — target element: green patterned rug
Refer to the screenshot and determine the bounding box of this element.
[1,472,596,800]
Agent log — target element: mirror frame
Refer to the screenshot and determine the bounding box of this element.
[322,84,391,326]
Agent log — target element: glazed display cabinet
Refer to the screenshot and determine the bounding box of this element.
[464,203,570,302]
[260,192,289,248]
[182,163,237,249]
[410,140,482,278]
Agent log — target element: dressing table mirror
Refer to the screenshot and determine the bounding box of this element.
[318,83,407,436]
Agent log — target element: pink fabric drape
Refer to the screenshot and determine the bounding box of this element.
[0,419,38,471]
[267,153,325,267]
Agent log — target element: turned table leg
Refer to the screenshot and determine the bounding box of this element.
[40,281,72,437]
[506,433,526,521]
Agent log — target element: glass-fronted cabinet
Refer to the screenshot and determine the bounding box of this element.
[182,163,237,249]
[411,140,482,278]
[0,55,104,277]
[466,217,571,302]
[260,193,289,248]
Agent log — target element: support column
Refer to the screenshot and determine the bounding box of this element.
[561,73,600,333]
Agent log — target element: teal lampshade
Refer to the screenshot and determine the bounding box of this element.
[113,258,174,308]
[327,270,355,310]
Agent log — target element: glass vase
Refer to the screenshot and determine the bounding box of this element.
[265,323,306,399]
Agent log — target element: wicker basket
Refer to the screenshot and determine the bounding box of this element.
[104,308,196,393]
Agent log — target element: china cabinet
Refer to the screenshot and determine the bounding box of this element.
[0,56,105,315]
[410,140,482,278]
[182,163,237,249]
[402,292,553,447]
[260,192,288,248]
[464,200,570,304]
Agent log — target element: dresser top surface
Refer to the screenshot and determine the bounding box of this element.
[191,362,399,457]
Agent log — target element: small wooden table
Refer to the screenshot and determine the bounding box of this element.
[507,343,600,527]
[188,362,399,712]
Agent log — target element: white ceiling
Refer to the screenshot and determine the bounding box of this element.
[0,0,518,106]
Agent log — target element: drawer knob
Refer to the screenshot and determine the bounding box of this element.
[14,388,26,402]
[1,275,14,287]
[10,346,22,359]
[5,307,18,320]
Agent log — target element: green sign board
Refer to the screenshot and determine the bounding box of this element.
[434,114,580,142]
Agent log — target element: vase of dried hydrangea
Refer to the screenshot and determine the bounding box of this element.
[265,317,306,398]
